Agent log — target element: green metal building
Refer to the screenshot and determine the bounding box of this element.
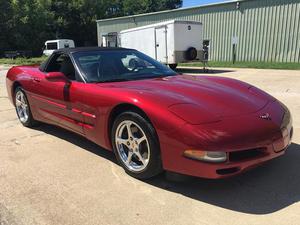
[97,0,300,63]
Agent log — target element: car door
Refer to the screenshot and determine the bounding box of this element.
[155,26,168,64]
[30,53,84,134]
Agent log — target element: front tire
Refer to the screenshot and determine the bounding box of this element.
[15,87,38,127]
[111,111,162,179]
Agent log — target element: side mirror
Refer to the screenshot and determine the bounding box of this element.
[46,72,70,83]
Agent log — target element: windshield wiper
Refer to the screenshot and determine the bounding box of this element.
[96,78,133,83]
[89,74,175,83]
[138,74,174,79]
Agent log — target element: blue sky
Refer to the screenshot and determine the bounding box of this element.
[183,0,231,8]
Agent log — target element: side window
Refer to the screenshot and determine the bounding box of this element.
[46,42,58,50]
[45,54,76,80]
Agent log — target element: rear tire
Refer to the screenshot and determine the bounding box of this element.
[15,87,39,127]
[111,111,163,179]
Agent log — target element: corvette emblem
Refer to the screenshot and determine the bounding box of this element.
[260,113,271,120]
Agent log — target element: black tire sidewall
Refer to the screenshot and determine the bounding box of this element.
[111,111,162,179]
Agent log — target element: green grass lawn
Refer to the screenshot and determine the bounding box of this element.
[0,56,47,65]
[180,61,300,70]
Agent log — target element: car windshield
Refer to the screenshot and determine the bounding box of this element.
[72,50,177,83]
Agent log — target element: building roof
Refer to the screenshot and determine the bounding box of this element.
[120,20,202,34]
[96,0,245,23]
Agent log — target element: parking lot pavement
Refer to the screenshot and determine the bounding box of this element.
[0,65,300,225]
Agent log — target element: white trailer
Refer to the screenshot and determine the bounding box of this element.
[43,39,75,56]
[119,20,204,69]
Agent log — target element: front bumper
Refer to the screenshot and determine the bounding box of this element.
[163,138,291,179]
[159,101,293,179]
[202,139,291,179]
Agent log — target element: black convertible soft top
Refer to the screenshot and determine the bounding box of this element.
[40,47,135,75]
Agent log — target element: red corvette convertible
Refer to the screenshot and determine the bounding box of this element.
[6,47,293,179]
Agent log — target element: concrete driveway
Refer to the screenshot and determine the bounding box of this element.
[0,65,300,225]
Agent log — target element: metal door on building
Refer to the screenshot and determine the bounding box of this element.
[155,26,168,64]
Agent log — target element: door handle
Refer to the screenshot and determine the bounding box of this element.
[33,77,41,82]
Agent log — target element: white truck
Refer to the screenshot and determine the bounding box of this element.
[119,20,204,69]
[43,39,75,56]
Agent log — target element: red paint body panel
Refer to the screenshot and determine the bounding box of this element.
[6,65,292,179]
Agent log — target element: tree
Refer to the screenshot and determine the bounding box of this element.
[0,0,14,54]
[49,0,109,46]
[46,0,182,47]
[111,0,182,16]
[15,0,54,54]
[0,0,182,56]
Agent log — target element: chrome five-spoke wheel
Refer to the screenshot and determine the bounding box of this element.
[115,120,150,172]
[112,111,162,179]
[15,90,29,123]
[14,87,38,127]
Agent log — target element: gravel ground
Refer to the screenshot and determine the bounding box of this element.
[0,65,300,225]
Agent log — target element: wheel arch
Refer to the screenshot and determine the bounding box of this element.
[107,103,162,151]
[108,103,154,137]
[107,103,163,178]
[12,81,22,106]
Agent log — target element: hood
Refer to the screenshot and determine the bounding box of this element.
[100,75,273,120]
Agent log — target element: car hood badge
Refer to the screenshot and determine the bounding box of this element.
[260,113,271,120]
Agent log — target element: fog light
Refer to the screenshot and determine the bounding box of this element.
[183,150,227,163]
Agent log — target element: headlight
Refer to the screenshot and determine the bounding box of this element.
[183,150,227,163]
[280,102,292,129]
[281,111,291,129]
[279,102,293,141]
[168,103,221,124]
[248,86,276,102]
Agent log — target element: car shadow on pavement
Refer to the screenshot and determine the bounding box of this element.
[33,123,117,164]
[176,68,234,74]
[33,124,300,215]
[147,142,300,215]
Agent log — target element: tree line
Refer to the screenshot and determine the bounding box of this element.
[0,0,182,56]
